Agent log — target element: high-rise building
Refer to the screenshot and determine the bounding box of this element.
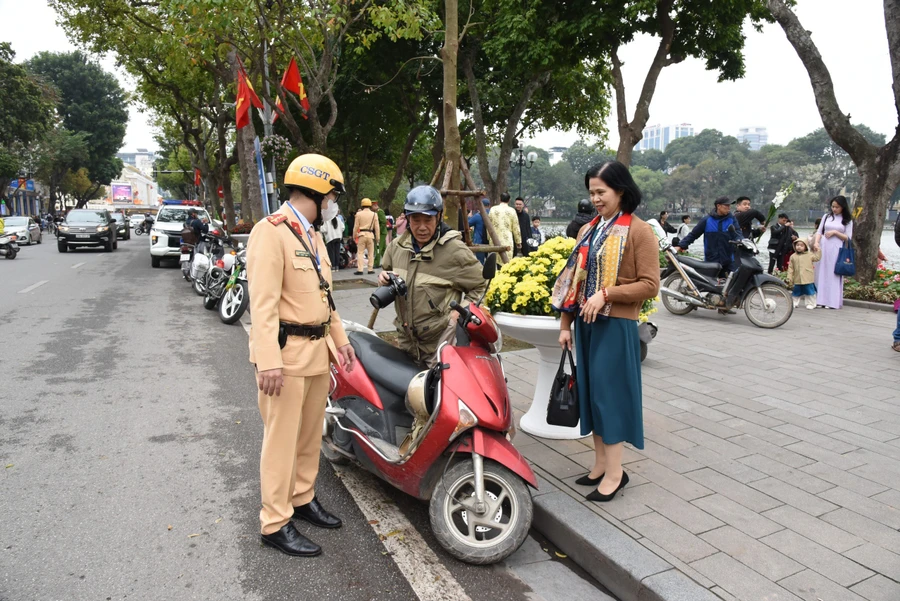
[737,127,768,151]
[634,124,694,152]
[116,148,157,177]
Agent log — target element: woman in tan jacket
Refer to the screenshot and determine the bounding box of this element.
[552,161,660,503]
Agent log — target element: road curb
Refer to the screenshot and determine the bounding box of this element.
[530,472,720,601]
[843,298,895,313]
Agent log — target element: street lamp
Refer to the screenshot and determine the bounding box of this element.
[510,148,538,198]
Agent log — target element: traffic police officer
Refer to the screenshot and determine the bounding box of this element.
[353,198,379,275]
[247,153,357,557]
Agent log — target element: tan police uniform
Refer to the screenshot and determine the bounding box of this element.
[247,203,350,536]
[353,207,379,274]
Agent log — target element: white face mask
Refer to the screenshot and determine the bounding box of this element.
[322,199,338,222]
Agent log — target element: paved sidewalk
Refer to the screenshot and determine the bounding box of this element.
[330,270,900,600]
[505,305,900,601]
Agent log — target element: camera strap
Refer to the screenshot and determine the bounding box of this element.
[279,221,336,311]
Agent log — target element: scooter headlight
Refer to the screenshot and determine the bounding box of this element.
[450,400,478,442]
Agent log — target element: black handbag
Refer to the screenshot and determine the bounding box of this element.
[547,349,579,428]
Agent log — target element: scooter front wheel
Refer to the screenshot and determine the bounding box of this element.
[661,274,696,315]
[744,283,793,329]
[429,458,532,565]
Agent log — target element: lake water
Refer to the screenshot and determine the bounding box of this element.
[542,222,900,270]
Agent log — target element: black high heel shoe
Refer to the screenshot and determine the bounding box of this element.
[586,472,629,503]
[575,473,605,486]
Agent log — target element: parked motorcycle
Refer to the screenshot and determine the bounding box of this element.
[218,246,249,324]
[0,233,19,259]
[660,229,793,328]
[323,254,535,565]
[189,231,227,296]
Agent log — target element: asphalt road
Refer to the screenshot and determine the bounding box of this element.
[0,233,611,601]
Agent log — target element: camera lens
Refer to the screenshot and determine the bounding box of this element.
[370,285,396,309]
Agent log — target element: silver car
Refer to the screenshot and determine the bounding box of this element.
[2,216,42,245]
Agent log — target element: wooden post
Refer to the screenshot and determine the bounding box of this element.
[429,157,445,188]
[460,157,509,263]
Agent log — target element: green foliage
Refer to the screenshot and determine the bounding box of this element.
[562,141,615,175]
[0,43,57,151]
[26,51,127,188]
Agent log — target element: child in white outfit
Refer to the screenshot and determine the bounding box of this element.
[787,238,821,309]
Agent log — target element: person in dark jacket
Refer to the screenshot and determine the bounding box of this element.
[468,198,491,264]
[659,211,677,235]
[673,197,744,272]
[566,199,595,239]
[514,197,532,256]
[765,213,797,274]
[766,213,789,274]
[734,196,767,239]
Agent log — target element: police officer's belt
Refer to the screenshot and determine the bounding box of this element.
[279,321,331,340]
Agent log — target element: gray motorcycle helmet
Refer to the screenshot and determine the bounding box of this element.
[404,185,444,216]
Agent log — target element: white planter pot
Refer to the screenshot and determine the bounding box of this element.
[494,312,586,440]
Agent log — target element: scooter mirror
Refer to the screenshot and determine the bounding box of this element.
[482,253,498,280]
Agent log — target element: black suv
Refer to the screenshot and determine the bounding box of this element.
[58,209,118,252]
[111,211,130,240]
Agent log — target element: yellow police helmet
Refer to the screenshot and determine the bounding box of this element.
[284,154,345,196]
[360,198,372,207]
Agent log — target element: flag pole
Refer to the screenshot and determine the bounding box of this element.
[258,17,278,215]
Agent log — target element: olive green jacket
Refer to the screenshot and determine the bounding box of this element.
[381,227,486,364]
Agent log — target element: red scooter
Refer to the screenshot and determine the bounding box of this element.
[323,255,537,565]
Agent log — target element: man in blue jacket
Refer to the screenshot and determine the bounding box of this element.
[673,196,744,272]
[468,198,491,264]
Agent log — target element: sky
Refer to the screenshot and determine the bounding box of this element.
[1,0,896,153]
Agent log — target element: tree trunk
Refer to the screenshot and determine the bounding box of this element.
[441,0,462,230]
[236,123,263,223]
[767,0,900,283]
[611,1,680,167]
[855,144,900,281]
[379,121,425,211]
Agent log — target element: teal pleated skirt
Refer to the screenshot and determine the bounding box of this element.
[574,316,644,448]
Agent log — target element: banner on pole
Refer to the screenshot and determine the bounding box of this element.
[254,136,269,217]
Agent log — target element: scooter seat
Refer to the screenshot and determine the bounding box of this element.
[348,332,422,398]
[677,256,723,276]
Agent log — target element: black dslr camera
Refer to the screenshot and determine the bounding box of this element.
[370,273,408,309]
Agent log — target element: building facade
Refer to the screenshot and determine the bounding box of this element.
[634,124,694,152]
[737,127,769,151]
[116,148,157,178]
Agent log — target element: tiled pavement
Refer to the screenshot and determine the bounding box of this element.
[502,305,900,601]
[331,270,900,600]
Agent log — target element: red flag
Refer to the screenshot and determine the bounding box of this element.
[194,169,201,186]
[273,57,309,123]
[235,59,264,129]
[281,57,302,95]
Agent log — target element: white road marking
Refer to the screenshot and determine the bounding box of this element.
[333,465,472,601]
[236,316,469,601]
[71,262,85,269]
[18,280,49,294]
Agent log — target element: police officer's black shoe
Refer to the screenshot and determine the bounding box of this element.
[293,497,343,529]
[261,523,322,557]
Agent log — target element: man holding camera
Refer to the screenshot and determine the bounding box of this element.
[378,186,486,366]
[247,154,356,558]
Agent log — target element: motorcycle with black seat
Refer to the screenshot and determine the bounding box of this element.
[323,254,535,565]
[660,226,793,328]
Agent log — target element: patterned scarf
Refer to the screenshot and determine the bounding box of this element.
[552,212,632,316]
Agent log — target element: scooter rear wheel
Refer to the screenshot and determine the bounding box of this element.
[429,458,532,565]
[661,274,695,315]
